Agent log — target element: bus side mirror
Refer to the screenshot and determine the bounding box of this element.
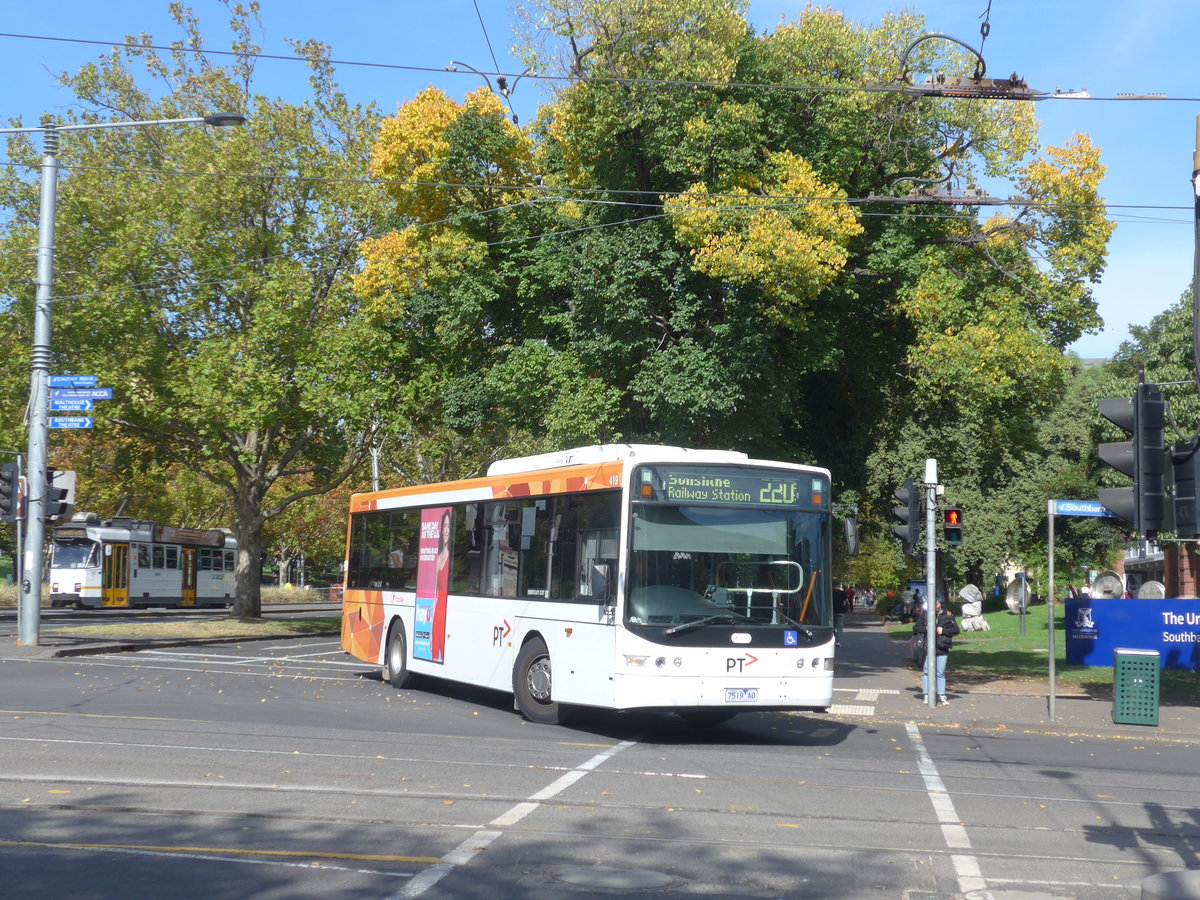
[844,514,859,557]
[591,562,614,603]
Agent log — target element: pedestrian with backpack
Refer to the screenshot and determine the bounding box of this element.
[914,599,959,706]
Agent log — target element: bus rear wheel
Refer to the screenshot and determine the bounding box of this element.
[514,637,560,725]
[385,624,411,688]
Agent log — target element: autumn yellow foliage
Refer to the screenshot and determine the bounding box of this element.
[665,151,862,318]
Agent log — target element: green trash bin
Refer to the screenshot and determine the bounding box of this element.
[1112,648,1160,726]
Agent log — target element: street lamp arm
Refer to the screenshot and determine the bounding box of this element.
[0,113,246,136]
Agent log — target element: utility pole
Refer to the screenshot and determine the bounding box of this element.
[924,458,939,710]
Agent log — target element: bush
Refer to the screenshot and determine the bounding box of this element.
[259,585,327,605]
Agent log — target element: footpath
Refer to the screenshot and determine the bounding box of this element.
[3,609,1199,741]
[834,609,1200,741]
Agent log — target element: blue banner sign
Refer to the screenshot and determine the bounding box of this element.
[49,416,94,429]
[50,375,97,387]
[1066,598,1200,671]
[51,388,112,401]
[50,399,93,412]
[1052,500,1114,517]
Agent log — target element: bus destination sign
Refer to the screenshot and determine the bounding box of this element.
[638,465,827,508]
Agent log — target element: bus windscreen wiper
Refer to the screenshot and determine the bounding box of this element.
[664,613,750,636]
[775,611,813,640]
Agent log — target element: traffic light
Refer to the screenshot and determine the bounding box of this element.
[1172,441,1200,537]
[0,463,17,523]
[943,506,963,546]
[889,478,920,557]
[1098,376,1167,538]
[44,468,76,521]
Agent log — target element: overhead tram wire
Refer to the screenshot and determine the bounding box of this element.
[0,157,1189,218]
[3,31,1200,103]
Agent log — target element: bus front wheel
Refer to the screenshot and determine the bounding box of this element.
[514,637,560,725]
[385,623,411,688]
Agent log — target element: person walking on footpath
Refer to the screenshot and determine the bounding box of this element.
[914,598,959,705]
[833,582,852,645]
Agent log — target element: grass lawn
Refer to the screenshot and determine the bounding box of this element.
[887,603,1200,705]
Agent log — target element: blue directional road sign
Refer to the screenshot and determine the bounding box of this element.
[49,416,94,429]
[1052,499,1114,518]
[51,388,112,401]
[50,399,94,412]
[50,375,97,387]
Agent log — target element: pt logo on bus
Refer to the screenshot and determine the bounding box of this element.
[726,653,758,672]
[493,619,512,646]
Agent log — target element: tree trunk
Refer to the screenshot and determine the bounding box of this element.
[231,484,267,618]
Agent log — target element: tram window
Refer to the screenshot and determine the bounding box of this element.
[224,549,235,572]
[153,546,164,568]
[137,544,150,568]
[165,546,178,569]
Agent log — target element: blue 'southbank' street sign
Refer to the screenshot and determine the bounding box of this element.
[49,416,94,429]
[1052,499,1114,518]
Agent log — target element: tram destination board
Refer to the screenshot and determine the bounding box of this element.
[636,464,828,509]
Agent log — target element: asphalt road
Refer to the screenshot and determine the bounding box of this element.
[1,636,1198,899]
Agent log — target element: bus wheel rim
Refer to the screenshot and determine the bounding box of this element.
[527,657,552,702]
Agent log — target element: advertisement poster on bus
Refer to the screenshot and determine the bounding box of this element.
[414,507,451,663]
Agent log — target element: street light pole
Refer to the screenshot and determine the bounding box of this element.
[1,113,245,646]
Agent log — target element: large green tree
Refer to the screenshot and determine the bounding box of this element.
[0,2,392,615]
[356,0,1115,584]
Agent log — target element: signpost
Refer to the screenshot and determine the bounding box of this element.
[50,388,112,401]
[49,375,97,387]
[49,417,94,429]
[50,399,93,412]
[48,377,107,429]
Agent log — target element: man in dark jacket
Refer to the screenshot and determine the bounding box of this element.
[833,583,852,645]
[914,599,959,705]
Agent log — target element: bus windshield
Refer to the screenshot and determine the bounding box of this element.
[627,504,830,628]
[52,540,99,570]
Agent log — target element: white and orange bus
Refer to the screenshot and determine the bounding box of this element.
[341,444,835,724]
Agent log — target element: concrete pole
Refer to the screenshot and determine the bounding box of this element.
[924,458,938,709]
[18,127,58,647]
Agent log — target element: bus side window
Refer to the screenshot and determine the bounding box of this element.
[553,491,619,601]
[450,503,482,594]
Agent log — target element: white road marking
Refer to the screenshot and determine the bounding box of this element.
[389,738,639,899]
[906,722,989,896]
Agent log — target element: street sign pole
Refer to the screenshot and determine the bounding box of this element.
[924,458,938,710]
[1048,499,1057,721]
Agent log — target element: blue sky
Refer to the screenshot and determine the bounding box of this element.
[4,0,1199,359]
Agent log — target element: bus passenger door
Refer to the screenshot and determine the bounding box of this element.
[181,548,197,606]
[102,543,130,607]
